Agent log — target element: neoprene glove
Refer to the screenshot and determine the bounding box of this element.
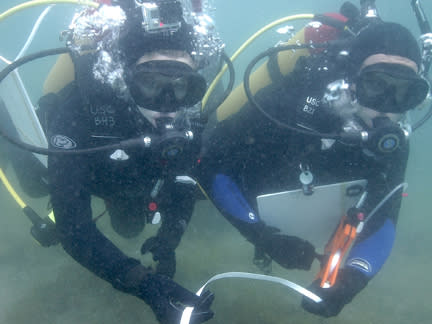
[257,225,316,270]
[124,265,214,324]
[301,267,368,317]
[141,236,176,278]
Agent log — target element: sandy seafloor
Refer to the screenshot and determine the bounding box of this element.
[1,1,432,323]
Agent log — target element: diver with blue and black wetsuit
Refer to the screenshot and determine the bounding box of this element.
[199,2,430,318]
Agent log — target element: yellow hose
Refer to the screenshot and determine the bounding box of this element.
[0,0,100,23]
[0,165,57,224]
[196,181,210,201]
[202,13,314,110]
[0,167,26,209]
[48,210,56,222]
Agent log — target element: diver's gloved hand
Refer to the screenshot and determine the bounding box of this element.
[257,225,316,270]
[141,236,176,278]
[124,265,215,324]
[301,267,368,317]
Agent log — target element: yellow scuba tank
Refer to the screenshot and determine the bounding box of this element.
[43,53,75,94]
[216,28,309,122]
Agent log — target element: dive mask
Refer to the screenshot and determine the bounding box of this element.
[356,63,430,113]
[129,60,207,111]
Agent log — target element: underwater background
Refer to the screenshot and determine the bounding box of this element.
[0,0,431,323]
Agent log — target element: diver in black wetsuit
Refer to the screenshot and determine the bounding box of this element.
[31,1,220,323]
[200,5,429,318]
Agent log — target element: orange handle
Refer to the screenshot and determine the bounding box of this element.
[318,216,357,288]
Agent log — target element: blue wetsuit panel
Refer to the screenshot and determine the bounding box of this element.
[346,219,395,278]
[211,174,259,223]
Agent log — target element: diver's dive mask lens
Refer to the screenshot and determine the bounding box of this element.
[356,63,429,113]
[136,73,189,101]
[130,61,207,111]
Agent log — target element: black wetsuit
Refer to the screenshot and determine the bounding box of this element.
[44,82,202,288]
[200,53,408,280]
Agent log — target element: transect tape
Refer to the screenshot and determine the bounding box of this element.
[180,271,322,324]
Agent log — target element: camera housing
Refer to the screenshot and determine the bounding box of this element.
[137,0,183,34]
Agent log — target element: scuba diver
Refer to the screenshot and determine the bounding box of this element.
[199,1,430,318]
[0,0,224,323]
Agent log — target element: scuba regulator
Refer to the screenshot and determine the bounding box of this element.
[322,78,410,155]
[143,116,195,160]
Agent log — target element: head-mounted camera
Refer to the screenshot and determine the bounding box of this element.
[136,0,183,34]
